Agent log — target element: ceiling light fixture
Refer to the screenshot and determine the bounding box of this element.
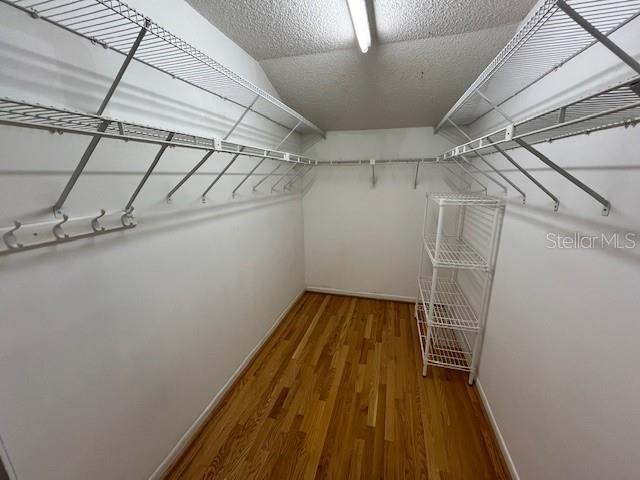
[346,0,371,53]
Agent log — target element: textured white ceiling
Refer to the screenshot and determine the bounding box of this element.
[374,0,537,43]
[261,25,517,130]
[185,0,355,60]
[186,0,538,130]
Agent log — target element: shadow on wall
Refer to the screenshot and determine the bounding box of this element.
[0,190,306,270]
[0,461,9,480]
[504,201,640,266]
[0,41,294,150]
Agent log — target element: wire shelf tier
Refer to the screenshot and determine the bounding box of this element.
[438,77,640,161]
[429,192,503,206]
[418,278,480,331]
[416,308,472,372]
[1,0,324,137]
[423,235,489,270]
[0,97,313,164]
[436,0,640,131]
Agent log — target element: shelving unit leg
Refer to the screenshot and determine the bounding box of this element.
[423,326,432,378]
[427,205,444,320]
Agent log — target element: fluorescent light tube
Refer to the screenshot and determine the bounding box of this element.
[346,0,371,53]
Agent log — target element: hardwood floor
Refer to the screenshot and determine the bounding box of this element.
[165,292,510,480]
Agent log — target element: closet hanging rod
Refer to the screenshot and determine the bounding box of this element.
[434,0,640,132]
[314,158,437,166]
[0,97,314,165]
[0,0,325,137]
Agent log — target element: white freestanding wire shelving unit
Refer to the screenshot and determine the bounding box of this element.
[416,193,505,384]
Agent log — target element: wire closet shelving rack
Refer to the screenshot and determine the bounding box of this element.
[436,0,640,132]
[0,0,325,137]
[416,193,505,385]
[434,0,640,217]
[0,0,325,256]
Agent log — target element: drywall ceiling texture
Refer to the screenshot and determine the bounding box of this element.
[186,0,538,130]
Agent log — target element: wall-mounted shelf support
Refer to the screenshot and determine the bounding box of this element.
[253,163,282,191]
[126,132,175,211]
[228,121,304,197]
[456,78,558,209]
[225,95,260,140]
[437,75,640,214]
[232,156,267,198]
[173,96,267,201]
[513,139,611,215]
[284,165,312,191]
[199,148,244,199]
[448,160,488,193]
[274,121,302,151]
[475,91,514,124]
[53,19,150,213]
[458,156,507,194]
[486,136,560,211]
[167,150,216,201]
[414,160,422,189]
[0,0,325,138]
[434,1,640,216]
[448,120,525,202]
[370,159,376,187]
[435,0,640,134]
[271,164,298,192]
[0,0,322,257]
[557,0,640,76]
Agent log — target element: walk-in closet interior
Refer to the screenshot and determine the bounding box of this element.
[1,0,639,478]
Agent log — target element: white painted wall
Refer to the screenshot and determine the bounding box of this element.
[478,126,640,480]
[302,128,453,300]
[467,13,640,480]
[2,1,640,479]
[0,1,306,479]
[301,11,640,480]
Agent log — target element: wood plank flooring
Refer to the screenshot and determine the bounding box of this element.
[164,293,510,480]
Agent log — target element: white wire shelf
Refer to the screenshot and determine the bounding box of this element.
[0,97,313,164]
[418,278,480,331]
[416,308,472,372]
[435,0,640,131]
[429,192,504,207]
[423,235,490,271]
[437,77,640,161]
[0,0,324,137]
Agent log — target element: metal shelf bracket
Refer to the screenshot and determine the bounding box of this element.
[448,120,525,202]
[227,121,302,198]
[370,159,376,188]
[513,139,611,215]
[52,19,150,212]
[557,0,640,76]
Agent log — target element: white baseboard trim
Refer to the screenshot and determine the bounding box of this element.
[148,287,306,480]
[306,286,415,303]
[476,379,520,480]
